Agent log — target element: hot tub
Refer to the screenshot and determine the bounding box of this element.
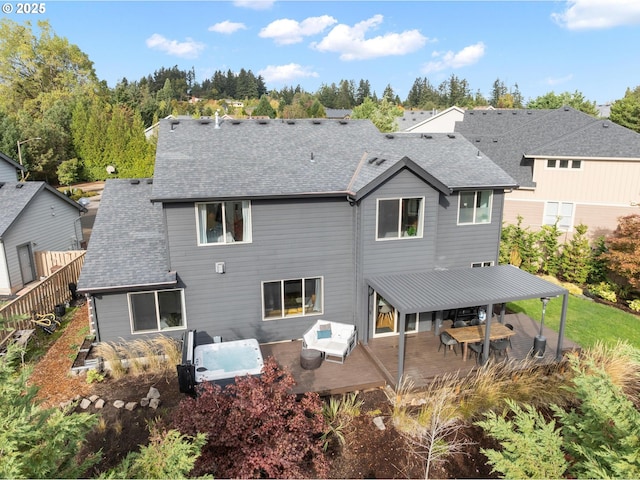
[177,331,264,394]
[194,338,264,383]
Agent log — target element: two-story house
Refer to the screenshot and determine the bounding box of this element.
[77,117,569,369]
[455,106,640,239]
[0,153,86,296]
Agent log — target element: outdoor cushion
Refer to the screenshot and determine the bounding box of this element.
[317,328,332,339]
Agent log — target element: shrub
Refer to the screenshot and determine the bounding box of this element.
[628,299,640,312]
[588,281,617,303]
[553,354,640,478]
[476,399,568,479]
[103,423,207,479]
[560,223,592,284]
[171,356,329,478]
[322,392,363,450]
[86,369,105,384]
[601,214,640,290]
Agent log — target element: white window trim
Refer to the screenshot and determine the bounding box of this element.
[471,261,494,268]
[261,276,324,321]
[457,190,493,225]
[545,159,583,170]
[195,201,253,246]
[542,201,575,231]
[128,288,187,334]
[375,196,425,241]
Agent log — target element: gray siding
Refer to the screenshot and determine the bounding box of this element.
[434,190,504,268]
[3,189,81,292]
[155,197,355,344]
[0,163,18,183]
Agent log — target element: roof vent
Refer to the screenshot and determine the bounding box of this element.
[375,158,386,166]
[447,134,456,138]
[15,183,23,189]
[287,120,295,125]
[339,120,348,124]
[199,118,211,124]
[170,120,179,131]
[527,111,532,114]
[312,119,322,124]
[564,106,570,111]
[385,134,394,139]
[512,111,517,115]
[492,138,498,143]
[497,111,502,115]
[423,134,433,139]
[0,182,4,189]
[231,120,242,125]
[469,111,475,115]
[130,179,140,185]
[146,179,153,184]
[475,138,481,142]
[257,119,268,124]
[603,121,610,128]
[368,156,378,164]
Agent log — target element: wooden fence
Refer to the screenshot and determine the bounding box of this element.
[0,251,85,326]
[34,250,85,278]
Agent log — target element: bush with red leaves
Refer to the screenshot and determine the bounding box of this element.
[171,356,329,478]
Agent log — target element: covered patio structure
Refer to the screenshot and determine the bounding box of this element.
[366,265,568,387]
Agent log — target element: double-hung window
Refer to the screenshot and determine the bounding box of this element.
[197,201,251,245]
[262,277,323,320]
[543,201,574,230]
[458,190,492,224]
[376,197,423,240]
[128,289,186,333]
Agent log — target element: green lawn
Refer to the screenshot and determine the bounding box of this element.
[507,295,640,349]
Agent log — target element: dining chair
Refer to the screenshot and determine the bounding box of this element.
[490,338,510,360]
[504,323,514,347]
[468,342,484,364]
[453,320,468,328]
[438,332,458,357]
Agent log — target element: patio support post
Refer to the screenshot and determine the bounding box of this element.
[555,293,568,361]
[434,310,442,335]
[480,312,492,365]
[397,311,406,388]
[499,303,506,323]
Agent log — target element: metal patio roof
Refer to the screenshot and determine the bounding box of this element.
[367,265,567,314]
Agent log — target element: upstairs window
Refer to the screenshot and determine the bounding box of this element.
[197,201,252,245]
[458,190,492,225]
[546,159,582,169]
[376,197,424,240]
[543,201,574,230]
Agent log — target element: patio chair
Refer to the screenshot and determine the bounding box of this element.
[438,332,458,357]
[504,323,514,347]
[468,342,483,364]
[453,320,468,328]
[490,338,510,360]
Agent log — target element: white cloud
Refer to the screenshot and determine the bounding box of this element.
[545,74,574,86]
[421,42,486,73]
[145,33,205,58]
[233,0,274,11]
[209,20,247,34]
[259,16,337,45]
[258,63,319,83]
[312,14,427,61]
[552,0,640,30]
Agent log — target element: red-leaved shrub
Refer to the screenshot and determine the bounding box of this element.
[172,356,329,478]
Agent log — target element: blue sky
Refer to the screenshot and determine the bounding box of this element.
[5,0,640,104]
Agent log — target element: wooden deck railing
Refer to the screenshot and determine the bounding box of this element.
[0,251,85,329]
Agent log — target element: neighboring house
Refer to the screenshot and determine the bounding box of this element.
[77,117,568,367]
[454,106,640,239]
[401,106,465,133]
[325,108,352,119]
[0,152,24,182]
[0,179,86,296]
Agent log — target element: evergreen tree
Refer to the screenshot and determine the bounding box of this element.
[356,79,371,104]
[609,85,640,133]
[490,78,507,107]
[253,94,276,118]
[560,223,591,284]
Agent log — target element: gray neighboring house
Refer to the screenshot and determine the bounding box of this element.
[0,154,86,295]
[0,152,24,182]
[455,106,640,238]
[77,118,569,362]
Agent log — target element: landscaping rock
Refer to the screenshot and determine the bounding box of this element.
[89,394,99,402]
[146,386,160,399]
[125,402,138,411]
[149,398,161,409]
[373,416,386,431]
[79,398,92,410]
[95,398,105,409]
[113,400,125,409]
[140,397,149,407]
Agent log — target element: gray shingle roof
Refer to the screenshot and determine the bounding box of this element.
[77,179,176,292]
[0,181,84,237]
[454,106,630,187]
[151,118,517,202]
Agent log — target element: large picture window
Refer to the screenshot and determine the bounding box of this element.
[543,201,574,230]
[197,201,251,245]
[458,190,492,224]
[262,277,323,320]
[376,197,423,240]
[128,289,186,333]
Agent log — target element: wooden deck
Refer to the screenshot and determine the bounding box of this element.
[261,313,581,394]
